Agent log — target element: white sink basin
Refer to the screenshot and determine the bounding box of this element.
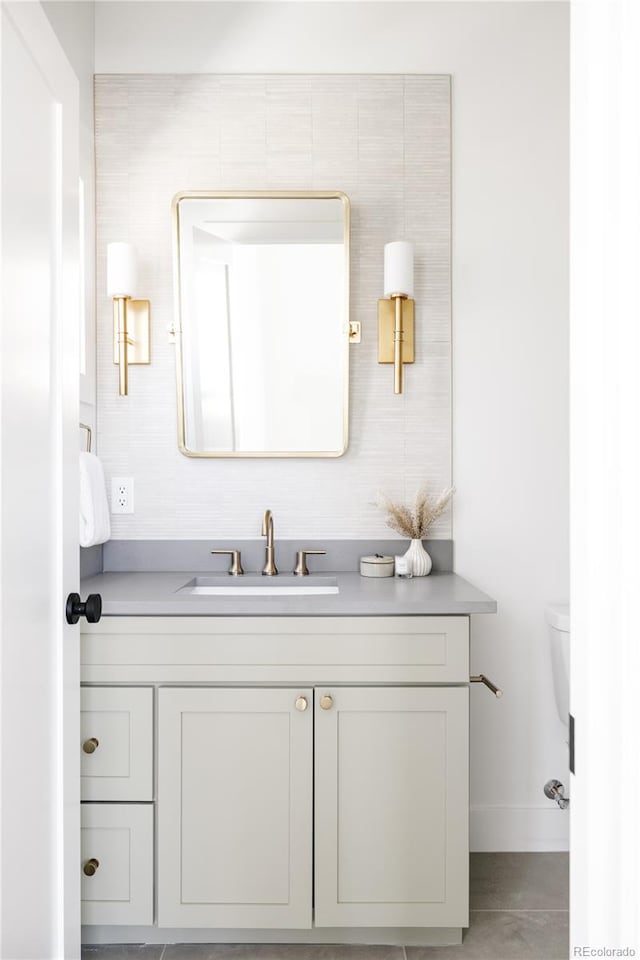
[177,575,339,596]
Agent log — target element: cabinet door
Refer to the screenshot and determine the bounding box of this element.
[315,686,469,928]
[157,687,312,928]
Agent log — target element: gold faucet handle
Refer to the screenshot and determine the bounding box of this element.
[294,550,326,577]
[210,549,244,576]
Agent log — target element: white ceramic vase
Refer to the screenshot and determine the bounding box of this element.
[404,538,432,577]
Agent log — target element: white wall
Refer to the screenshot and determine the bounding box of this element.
[94,1,569,850]
[94,73,452,539]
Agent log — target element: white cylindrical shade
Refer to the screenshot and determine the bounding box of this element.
[383,240,414,297]
[107,242,138,297]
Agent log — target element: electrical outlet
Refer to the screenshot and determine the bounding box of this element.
[111,477,134,515]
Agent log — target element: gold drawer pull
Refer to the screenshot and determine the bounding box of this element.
[82,737,99,754]
[295,696,308,712]
[320,694,333,710]
[83,858,99,877]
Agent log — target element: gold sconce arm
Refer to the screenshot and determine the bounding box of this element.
[378,294,415,395]
[112,297,151,397]
[379,240,415,395]
[107,242,151,397]
[394,294,403,395]
[114,297,128,396]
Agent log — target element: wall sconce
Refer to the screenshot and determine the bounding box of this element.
[378,241,415,394]
[107,242,150,396]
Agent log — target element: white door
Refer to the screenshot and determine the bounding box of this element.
[570,0,640,951]
[315,686,469,928]
[1,4,80,957]
[157,687,313,929]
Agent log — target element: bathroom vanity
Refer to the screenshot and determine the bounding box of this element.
[79,570,496,947]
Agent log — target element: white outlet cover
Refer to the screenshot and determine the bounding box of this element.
[111,477,134,514]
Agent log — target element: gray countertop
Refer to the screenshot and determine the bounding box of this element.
[80,571,497,617]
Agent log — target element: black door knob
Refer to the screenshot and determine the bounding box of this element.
[66,593,102,625]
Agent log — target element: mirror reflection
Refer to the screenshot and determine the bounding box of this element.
[173,192,350,457]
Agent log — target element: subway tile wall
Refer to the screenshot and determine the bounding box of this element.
[95,75,451,539]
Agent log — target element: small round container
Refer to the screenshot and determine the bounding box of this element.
[360,555,395,578]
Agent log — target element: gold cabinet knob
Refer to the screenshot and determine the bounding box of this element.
[83,858,99,877]
[295,696,308,712]
[82,737,99,754]
[320,694,333,710]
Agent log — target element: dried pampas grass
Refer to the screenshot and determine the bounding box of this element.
[376,485,454,539]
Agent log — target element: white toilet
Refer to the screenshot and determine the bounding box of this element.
[545,603,570,729]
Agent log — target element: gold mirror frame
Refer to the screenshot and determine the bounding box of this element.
[172,190,351,458]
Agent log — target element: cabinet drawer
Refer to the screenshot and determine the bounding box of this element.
[82,617,469,683]
[81,687,153,800]
[81,803,153,926]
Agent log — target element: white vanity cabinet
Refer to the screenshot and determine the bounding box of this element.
[80,615,471,945]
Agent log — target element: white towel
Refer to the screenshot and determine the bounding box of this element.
[79,452,111,547]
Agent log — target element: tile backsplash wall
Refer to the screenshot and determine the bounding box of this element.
[95,75,451,539]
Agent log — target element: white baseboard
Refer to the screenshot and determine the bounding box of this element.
[470,805,570,852]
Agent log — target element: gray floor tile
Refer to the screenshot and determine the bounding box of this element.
[162,947,403,960]
[81,947,164,960]
[406,910,569,960]
[470,853,569,911]
[82,855,570,960]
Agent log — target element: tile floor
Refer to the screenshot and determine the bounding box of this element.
[81,853,569,960]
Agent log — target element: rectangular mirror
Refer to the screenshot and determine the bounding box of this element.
[173,191,350,457]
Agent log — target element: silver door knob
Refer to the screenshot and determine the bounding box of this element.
[319,694,333,710]
[295,696,308,712]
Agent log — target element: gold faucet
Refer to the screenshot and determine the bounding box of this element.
[261,509,278,576]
